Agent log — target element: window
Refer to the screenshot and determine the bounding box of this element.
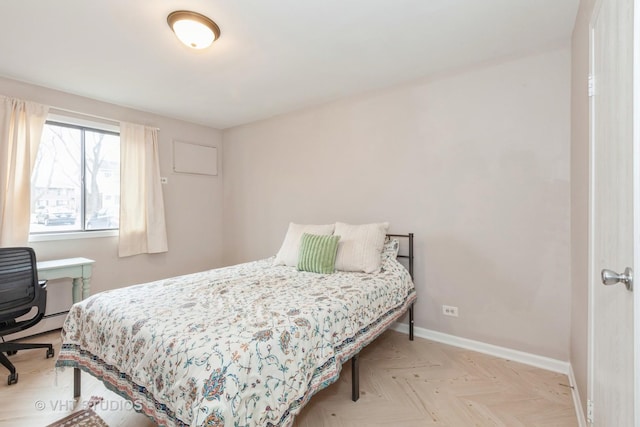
[30,120,120,234]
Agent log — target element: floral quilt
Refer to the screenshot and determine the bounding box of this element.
[56,255,416,427]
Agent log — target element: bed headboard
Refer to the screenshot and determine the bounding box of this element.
[386,233,414,280]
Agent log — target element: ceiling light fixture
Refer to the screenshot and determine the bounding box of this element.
[167,10,220,50]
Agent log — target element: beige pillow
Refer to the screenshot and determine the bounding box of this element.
[334,222,390,273]
[273,223,335,266]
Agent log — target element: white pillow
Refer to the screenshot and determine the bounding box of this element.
[334,222,390,273]
[273,223,335,267]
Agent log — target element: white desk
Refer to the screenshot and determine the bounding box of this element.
[37,257,95,303]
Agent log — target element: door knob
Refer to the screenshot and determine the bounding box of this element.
[601,267,633,291]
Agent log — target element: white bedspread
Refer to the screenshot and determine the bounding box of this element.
[56,255,416,426]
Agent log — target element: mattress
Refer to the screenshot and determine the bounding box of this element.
[56,255,416,426]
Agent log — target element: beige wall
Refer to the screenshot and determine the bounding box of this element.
[223,47,572,360]
[0,77,224,294]
[570,0,595,418]
[0,39,577,366]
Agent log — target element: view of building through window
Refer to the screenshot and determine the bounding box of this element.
[30,121,120,233]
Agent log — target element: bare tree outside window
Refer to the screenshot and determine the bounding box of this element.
[30,121,120,234]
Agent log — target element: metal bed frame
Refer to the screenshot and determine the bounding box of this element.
[351,232,415,401]
[73,233,416,406]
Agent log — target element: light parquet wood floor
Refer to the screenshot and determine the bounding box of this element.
[0,330,577,427]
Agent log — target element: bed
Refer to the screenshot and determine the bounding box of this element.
[56,232,416,427]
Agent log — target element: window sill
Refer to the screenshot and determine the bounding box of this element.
[29,230,118,242]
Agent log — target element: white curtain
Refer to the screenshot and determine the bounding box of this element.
[118,122,168,257]
[0,97,49,246]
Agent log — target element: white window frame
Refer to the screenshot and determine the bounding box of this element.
[28,113,121,242]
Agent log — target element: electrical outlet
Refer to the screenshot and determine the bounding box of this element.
[442,305,459,317]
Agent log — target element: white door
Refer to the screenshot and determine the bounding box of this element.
[589,0,636,425]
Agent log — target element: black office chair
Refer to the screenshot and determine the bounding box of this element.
[0,247,54,385]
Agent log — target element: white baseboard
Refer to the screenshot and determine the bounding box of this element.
[567,363,588,427]
[4,313,65,341]
[392,322,587,426]
[392,322,570,373]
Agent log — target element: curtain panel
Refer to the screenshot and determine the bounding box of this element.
[0,97,49,246]
[118,122,168,257]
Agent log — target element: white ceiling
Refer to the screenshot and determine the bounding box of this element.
[0,0,578,129]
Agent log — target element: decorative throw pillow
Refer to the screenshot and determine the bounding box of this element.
[334,222,390,273]
[297,233,341,274]
[381,238,400,261]
[273,223,335,267]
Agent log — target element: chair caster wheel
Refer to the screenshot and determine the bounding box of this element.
[8,372,17,385]
[6,350,17,356]
[46,348,54,358]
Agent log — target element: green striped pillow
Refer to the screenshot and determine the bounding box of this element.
[297,233,341,274]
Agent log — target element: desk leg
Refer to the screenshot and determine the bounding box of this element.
[82,276,91,300]
[74,368,81,398]
[72,278,82,304]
